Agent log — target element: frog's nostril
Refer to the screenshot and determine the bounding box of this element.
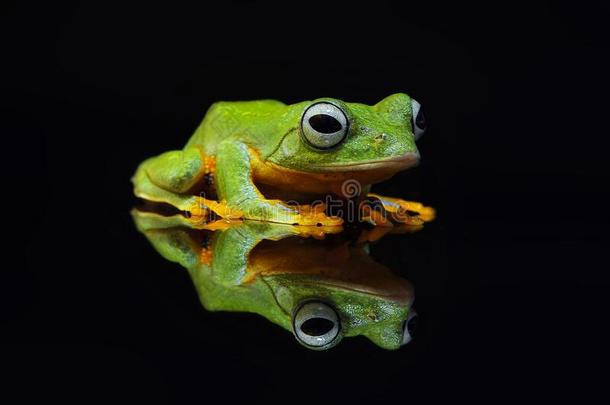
[374,133,387,141]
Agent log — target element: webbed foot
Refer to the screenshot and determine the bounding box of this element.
[367,193,435,224]
[292,202,343,227]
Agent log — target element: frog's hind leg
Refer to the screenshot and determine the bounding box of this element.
[366,193,436,224]
[132,147,242,222]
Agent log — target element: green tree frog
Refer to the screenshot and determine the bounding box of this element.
[132,94,434,225]
[132,210,418,350]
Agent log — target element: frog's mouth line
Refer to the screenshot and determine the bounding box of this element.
[306,152,420,173]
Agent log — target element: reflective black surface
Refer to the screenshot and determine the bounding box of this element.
[2,1,608,403]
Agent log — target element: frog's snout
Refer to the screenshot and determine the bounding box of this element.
[374,132,388,142]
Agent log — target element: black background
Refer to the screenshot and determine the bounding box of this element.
[2,1,608,402]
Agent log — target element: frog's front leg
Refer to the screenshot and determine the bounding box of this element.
[132,147,240,220]
[215,141,342,226]
[366,193,436,224]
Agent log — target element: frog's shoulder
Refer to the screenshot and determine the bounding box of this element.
[186,99,286,145]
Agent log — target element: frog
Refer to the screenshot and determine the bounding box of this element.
[131,209,418,350]
[132,93,434,226]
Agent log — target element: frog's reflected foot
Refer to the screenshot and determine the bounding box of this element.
[292,203,344,227]
[356,222,424,243]
[367,193,436,224]
[195,218,242,231]
[391,223,426,234]
[292,224,344,239]
[357,226,394,243]
[131,209,241,232]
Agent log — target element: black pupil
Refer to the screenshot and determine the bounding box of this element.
[415,108,426,130]
[309,114,343,134]
[301,317,334,336]
[407,314,418,336]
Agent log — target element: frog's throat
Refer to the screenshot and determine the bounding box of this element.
[250,149,418,195]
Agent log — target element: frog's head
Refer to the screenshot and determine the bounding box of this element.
[250,239,417,350]
[269,93,426,181]
[263,271,416,350]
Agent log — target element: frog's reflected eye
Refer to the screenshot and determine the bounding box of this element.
[402,309,418,345]
[411,99,426,140]
[301,102,349,150]
[293,301,342,350]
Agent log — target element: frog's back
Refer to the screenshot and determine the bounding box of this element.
[185,99,288,155]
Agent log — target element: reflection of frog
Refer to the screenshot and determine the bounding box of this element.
[132,94,434,226]
[132,210,418,350]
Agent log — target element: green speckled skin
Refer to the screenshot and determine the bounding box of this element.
[132,211,415,350]
[132,94,421,224]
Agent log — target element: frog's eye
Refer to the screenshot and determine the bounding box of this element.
[411,99,426,140]
[301,102,349,150]
[293,301,342,350]
[402,309,418,345]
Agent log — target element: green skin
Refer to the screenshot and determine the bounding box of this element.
[132,93,421,224]
[132,210,415,350]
